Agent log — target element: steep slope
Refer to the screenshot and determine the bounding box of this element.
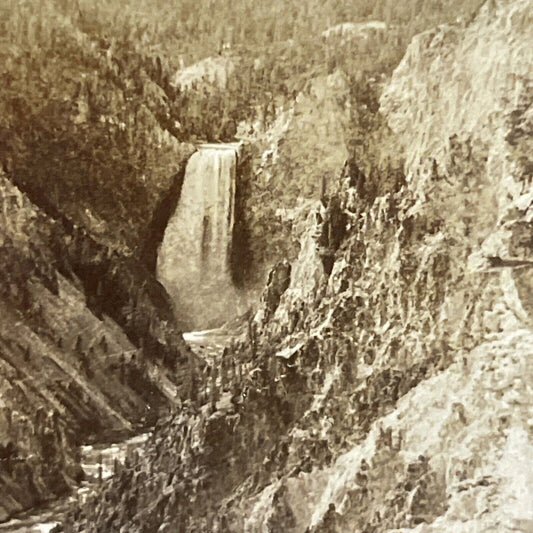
[0,175,187,522]
[63,1,533,532]
[246,2,533,530]
[0,2,200,519]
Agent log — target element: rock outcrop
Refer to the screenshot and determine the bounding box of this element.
[236,71,352,285]
[173,55,236,91]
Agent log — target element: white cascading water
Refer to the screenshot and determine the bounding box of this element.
[157,143,241,328]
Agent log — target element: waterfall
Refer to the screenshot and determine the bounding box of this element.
[157,143,241,328]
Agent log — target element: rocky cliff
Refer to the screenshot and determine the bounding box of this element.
[64,1,533,531]
[235,70,352,286]
[0,171,190,522]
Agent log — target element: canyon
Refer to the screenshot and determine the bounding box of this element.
[0,0,531,531]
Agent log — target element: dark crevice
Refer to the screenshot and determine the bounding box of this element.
[141,164,189,272]
[230,147,254,288]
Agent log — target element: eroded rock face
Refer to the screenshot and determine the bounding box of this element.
[64,2,533,532]
[321,20,388,42]
[173,55,236,91]
[0,176,183,522]
[235,71,352,285]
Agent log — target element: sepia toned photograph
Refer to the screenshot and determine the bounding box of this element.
[0,0,532,531]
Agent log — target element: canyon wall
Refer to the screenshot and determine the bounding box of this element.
[0,173,188,522]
